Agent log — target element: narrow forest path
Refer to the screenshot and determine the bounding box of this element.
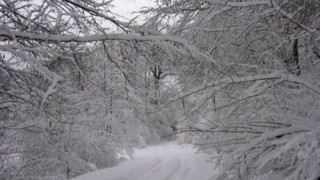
[71,142,217,180]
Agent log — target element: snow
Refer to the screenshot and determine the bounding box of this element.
[71,142,217,180]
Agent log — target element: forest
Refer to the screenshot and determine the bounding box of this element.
[0,0,320,179]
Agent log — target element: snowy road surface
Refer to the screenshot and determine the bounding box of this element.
[72,142,217,180]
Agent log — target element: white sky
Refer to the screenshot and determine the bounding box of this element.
[111,0,154,21]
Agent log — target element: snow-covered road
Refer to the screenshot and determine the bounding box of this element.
[72,142,217,180]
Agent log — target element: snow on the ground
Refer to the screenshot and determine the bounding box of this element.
[71,142,217,180]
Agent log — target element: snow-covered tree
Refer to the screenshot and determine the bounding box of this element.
[0,0,190,179]
[2,0,319,179]
[144,0,320,179]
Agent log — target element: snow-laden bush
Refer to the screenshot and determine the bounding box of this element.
[214,123,320,180]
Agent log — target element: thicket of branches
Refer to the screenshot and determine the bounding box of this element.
[144,0,320,179]
[1,0,320,180]
[0,0,181,179]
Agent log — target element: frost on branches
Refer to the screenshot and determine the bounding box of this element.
[0,0,179,179]
[144,0,320,179]
[1,0,320,180]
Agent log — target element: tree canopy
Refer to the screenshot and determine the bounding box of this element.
[1,0,320,179]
